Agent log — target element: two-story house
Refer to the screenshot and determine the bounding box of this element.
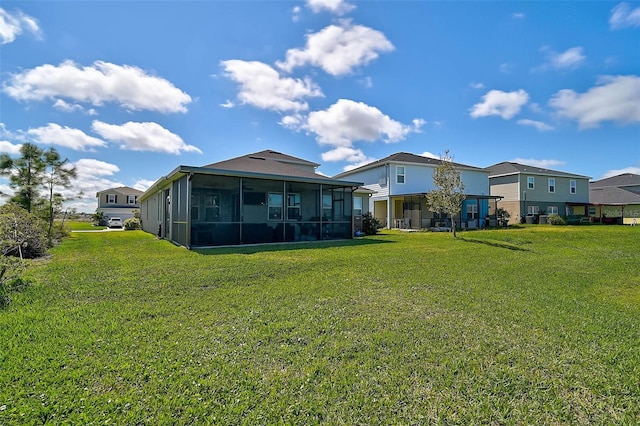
[96,186,144,222]
[334,152,497,230]
[486,162,590,224]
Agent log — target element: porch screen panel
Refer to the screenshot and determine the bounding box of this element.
[191,175,240,246]
[321,186,353,240]
[285,182,321,242]
[171,177,189,247]
[241,178,285,244]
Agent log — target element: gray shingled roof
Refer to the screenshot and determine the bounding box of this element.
[486,162,590,179]
[590,173,640,188]
[590,186,640,205]
[335,152,482,178]
[201,150,325,180]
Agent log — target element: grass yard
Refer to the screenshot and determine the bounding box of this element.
[64,220,106,231]
[1,226,639,424]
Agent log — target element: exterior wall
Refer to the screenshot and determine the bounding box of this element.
[519,175,589,204]
[97,207,138,222]
[140,187,166,237]
[489,176,519,201]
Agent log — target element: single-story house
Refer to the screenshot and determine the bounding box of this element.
[589,173,640,225]
[138,150,364,248]
[334,152,499,230]
[486,162,591,224]
[96,186,143,222]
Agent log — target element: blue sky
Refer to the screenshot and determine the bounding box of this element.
[1,0,639,212]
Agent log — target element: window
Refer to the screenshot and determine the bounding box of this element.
[268,192,282,220]
[322,193,333,220]
[191,193,199,220]
[570,180,576,194]
[204,193,220,221]
[527,176,535,189]
[128,195,137,204]
[353,196,363,216]
[396,166,405,184]
[287,193,301,220]
[548,206,558,215]
[528,205,540,215]
[466,203,477,219]
[548,178,555,193]
[107,193,116,204]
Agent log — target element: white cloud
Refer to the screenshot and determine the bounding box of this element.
[219,100,235,108]
[610,2,640,30]
[510,158,566,168]
[292,6,302,22]
[53,99,84,113]
[470,82,485,89]
[517,119,555,131]
[601,166,640,179]
[3,60,192,113]
[359,76,373,88]
[27,123,107,151]
[512,12,525,19]
[499,63,514,74]
[0,7,41,44]
[0,141,22,154]
[303,99,423,147]
[133,178,155,191]
[74,158,120,177]
[221,60,322,112]
[419,151,440,159]
[469,89,529,120]
[535,46,585,72]
[91,120,202,154]
[549,75,640,128]
[276,20,394,76]
[306,0,355,15]
[321,146,372,163]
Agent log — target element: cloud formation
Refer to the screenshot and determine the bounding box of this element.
[91,121,202,154]
[221,60,322,112]
[516,119,554,131]
[0,141,22,155]
[304,99,423,147]
[469,89,529,120]
[609,2,640,30]
[27,123,107,151]
[549,75,640,128]
[306,0,355,15]
[510,158,566,168]
[277,21,394,76]
[0,7,41,44]
[535,46,586,72]
[3,60,192,113]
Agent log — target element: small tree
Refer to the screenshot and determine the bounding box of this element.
[362,213,382,235]
[0,143,46,213]
[41,148,77,244]
[425,150,466,237]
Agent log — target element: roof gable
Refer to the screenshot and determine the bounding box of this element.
[590,173,640,188]
[335,152,483,178]
[486,162,590,179]
[96,186,143,197]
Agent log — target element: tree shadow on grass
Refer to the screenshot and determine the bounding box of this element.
[458,237,532,252]
[193,237,392,256]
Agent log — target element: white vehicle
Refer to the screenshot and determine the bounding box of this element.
[107,217,123,228]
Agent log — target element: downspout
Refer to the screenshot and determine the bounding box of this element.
[320,184,323,240]
[350,186,356,238]
[387,162,392,229]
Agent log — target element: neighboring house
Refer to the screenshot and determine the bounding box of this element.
[96,186,143,222]
[334,152,497,230]
[589,173,640,225]
[486,162,590,224]
[138,150,363,248]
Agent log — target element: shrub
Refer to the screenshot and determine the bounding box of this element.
[548,214,567,226]
[362,213,382,235]
[0,203,48,259]
[124,217,141,230]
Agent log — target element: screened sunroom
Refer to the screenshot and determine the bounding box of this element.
[139,151,363,248]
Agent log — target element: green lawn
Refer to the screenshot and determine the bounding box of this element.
[1,226,639,424]
[64,220,106,231]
